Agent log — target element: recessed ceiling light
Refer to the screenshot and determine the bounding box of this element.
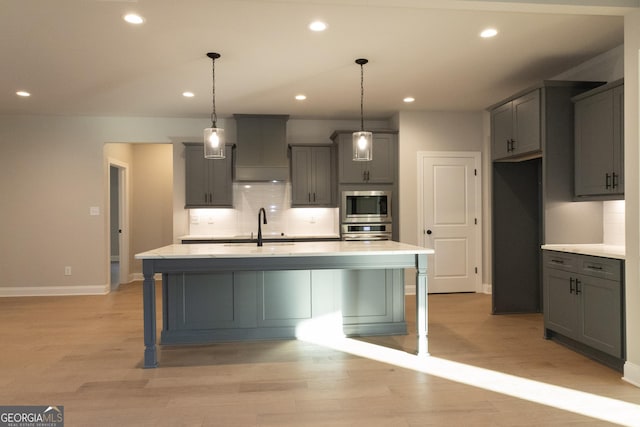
[403,97,415,103]
[182,91,195,98]
[16,91,30,97]
[309,21,327,32]
[480,28,498,38]
[124,13,144,25]
[295,94,307,101]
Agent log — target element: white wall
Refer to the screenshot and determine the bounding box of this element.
[396,111,485,286]
[0,115,211,295]
[623,9,640,387]
[397,111,485,246]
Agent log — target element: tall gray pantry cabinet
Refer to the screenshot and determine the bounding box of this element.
[490,81,604,314]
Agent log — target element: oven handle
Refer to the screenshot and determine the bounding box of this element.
[342,235,391,241]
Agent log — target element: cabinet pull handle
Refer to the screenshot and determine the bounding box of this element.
[575,279,582,295]
[612,172,619,189]
[313,193,316,202]
[586,265,603,271]
[569,277,575,294]
[551,259,564,265]
[308,193,311,202]
[605,173,611,189]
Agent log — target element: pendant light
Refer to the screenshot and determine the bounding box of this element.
[204,52,225,159]
[353,58,372,161]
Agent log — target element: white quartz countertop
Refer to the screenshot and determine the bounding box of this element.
[180,233,341,241]
[541,244,625,260]
[136,240,433,259]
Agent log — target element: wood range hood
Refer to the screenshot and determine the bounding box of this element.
[233,114,290,182]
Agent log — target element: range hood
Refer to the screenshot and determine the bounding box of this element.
[234,114,290,182]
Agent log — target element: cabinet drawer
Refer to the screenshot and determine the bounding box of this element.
[578,256,622,281]
[543,251,577,272]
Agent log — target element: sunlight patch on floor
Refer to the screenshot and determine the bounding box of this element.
[297,327,640,427]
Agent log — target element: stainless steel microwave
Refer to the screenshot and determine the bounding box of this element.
[341,190,392,224]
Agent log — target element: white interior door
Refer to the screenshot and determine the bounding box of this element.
[419,152,480,293]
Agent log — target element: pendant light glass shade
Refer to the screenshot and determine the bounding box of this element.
[353,58,372,161]
[352,131,373,161]
[204,52,225,159]
[204,127,225,159]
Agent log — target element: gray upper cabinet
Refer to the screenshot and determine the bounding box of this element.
[184,143,234,208]
[331,131,397,184]
[290,145,334,207]
[574,79,624,199]
[491,89,541,161]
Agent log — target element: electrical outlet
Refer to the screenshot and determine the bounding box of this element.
[64,266,72,276]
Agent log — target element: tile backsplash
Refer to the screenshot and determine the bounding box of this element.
[188,182,339,237]
[603,200,625,246]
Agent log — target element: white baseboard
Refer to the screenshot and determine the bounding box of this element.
[0,284,110,297]
[405,282,492,296]
[623,361,640,388]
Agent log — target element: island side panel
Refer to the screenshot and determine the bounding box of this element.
[416,253,429,356]
[161,267,407,344]
[142,260,158,368]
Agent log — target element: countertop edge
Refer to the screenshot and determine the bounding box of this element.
[541,244,625,260]
[136,241,433,260]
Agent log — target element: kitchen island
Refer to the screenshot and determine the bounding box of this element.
[135,241,433,368]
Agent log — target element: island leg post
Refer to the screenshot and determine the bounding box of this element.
[415,253,429,356]
[142,260,158,368]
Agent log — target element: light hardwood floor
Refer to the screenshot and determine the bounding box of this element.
[2,281,640,426]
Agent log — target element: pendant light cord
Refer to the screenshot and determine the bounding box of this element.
[210,56,217,128]
[359,62,364,132]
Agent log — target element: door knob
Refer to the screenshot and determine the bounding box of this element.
[426,229,432,235]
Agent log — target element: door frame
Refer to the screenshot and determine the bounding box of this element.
[107,158,130,289]
[417,151,483,293]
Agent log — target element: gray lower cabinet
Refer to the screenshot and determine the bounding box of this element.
[573,79,624,199]
[163,268,405,344]
[290,145,334,207]
[491,89,541,161]
[184,143,234,208]
[331,131,397,184]
[543,250,624,367]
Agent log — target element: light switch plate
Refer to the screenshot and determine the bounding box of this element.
[89,206,100,216]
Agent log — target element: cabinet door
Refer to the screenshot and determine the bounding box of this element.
[491,102,513,160]
[367,133,396,184]
[544,268,579,339]
[311,146,333,205]
[185,145,209,207]
[208,152,233,206]
[612,85,624,194]
[574,89,615,196]
[291,147,312,205]
[512,89,541,156]
[338,134,366,183]
[577,274,622,357]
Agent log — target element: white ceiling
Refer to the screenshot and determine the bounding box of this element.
[0,0,630,120]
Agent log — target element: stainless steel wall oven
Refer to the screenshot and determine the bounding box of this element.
[340,190,392,240]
